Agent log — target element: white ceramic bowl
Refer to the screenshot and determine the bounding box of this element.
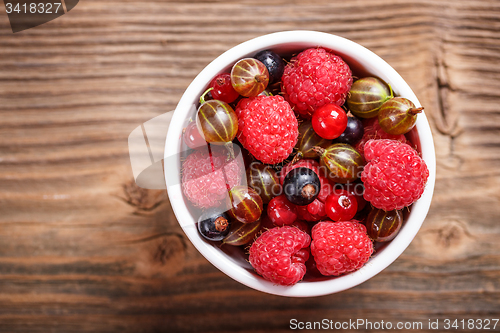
[165,30,436,297]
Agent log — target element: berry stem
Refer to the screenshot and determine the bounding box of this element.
[291,152,303,165]
[312,146,326,156]
[301,184,317,200]
[408,107,424,115]
[255,74,267,83]
[199,87,214,104]
[214,216,229,232]
[341,197,351,208]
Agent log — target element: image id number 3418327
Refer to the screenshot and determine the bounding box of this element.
[5,2,62,14]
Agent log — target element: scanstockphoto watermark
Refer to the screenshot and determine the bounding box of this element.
[2,0,79,33]
[289,318,499,330]
[290,319,423,330]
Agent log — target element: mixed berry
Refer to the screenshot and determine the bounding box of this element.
[180,47,429,286]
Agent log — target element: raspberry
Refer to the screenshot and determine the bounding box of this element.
[361,139,429,211]
[181,146,242,208]
[249,226,311,286]
[279,159,334,222]
[235,95,298,164]
[355,117,407,157]
[311,221,373,276]
[281,47,352,118]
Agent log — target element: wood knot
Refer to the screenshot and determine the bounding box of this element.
[435,222,469,248]
[123,179,167,210]
[417,219,474,259]
[134,233,188,278]
[154,234,186,265]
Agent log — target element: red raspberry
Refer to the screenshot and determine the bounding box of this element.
[181,146,242,208]
[361,139,429,211]
[279,159,334,222]
[355,117,407,157]
[281,48,352,118]
[234,95,298,164]
[311,221,373,276]
[249,226,311,286]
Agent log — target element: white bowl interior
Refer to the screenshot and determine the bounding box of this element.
[164,31,436,297]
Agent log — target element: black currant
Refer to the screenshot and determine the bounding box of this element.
[254,50,285,84]
[333,116,364,145]
[283,167,321,206]
[197,209,231,241]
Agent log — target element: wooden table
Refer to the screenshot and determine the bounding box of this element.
[1,0,499,331]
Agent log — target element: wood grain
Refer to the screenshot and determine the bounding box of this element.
[1,0,500,332]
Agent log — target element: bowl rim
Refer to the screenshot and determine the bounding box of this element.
[165,30,436,297]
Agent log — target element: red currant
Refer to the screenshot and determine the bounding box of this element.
[209,73,240,104]
[325,189,358,221]
[267,194,298,226]
[312,104,348,140]
[183,121,206,149]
